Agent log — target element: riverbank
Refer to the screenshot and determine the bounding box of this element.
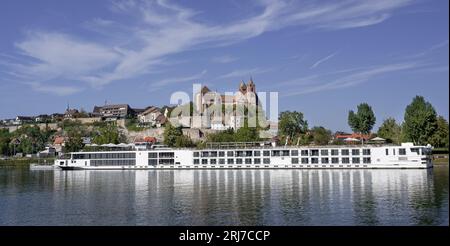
[0,157,55,165]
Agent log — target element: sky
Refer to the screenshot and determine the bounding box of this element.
[0,0,448,132]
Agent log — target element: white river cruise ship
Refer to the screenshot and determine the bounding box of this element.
[55,142,433,170]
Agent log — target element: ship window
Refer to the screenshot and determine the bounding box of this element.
[254,151,261,156]
[227,159,234,164]
[194,159,200,164]
[201,151,209,157]
[236,151,244,157]
[263,158,270,164]
[410,148,420,155]
[227,151,234,157]
[272,150,281,156]
[210,159,217,164]
[202,159,208,164]
[159,152,174,158]
[263,151,270,156]
[219,151,225,157]
[352,149,360,155]
[219,159,225,164]
[331,149,339,156]
[321,150,328,156]
[245,158,252,164]
[193,152,199,157]
[363,149,371,155]
[282,150,290,156]
[301,158,308,164]
[301,150,309,156]
[254,158,261,164]
[399,148,406,155]
[342,158,350,164]
[292,158,299,164]
[311,158,319,164]
[363,157,371,164]
[210,151,218,157]
[236,159,243,164]
[341,149,349,155]
[149,153,157,158]
[311,150,319,156]
[385,149,389,155]
[322,158,329,164]
[291,150,298,156]
[352,158,360,164]
[159,159,174,165]
[393,149,396,155]
[245,151,253,157]
[331,158,339,164]
[148,159,157,165]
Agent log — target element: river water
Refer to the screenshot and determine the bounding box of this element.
[0,164,448,225]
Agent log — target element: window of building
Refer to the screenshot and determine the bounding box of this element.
[272,150,281,156]
[352,149,360,155]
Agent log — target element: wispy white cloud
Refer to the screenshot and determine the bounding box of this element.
[1,0,418,94]
[27,82,83,96]
[149,69,207,91]
[283,61,421,97]
[310,51,338,69]
[217,67,271,79]
[212,55,238,63]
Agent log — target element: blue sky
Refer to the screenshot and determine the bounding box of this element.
[0,0,448,132]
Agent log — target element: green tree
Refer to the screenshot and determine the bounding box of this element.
[0,129,11,155]
[93,123,123,144]
[278,111,308,142]
[65,129,84,152]
[310,126,332,145]
[348,103,376,143]
[163,122,183,147]
[175,135,195,148]
[377,118,402,144]
[403,96,437,145]
[428,116,449,148]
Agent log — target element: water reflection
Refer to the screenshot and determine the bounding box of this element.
[0,165,448,225]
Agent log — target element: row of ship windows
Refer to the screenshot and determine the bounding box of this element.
[189,157,372,165]
[91,159,136,166]
[193,149,371,158]
[73,153,136,159]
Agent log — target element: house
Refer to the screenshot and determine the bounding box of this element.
[155,114,167,128]
[35,114,50,123]
[53,136,65,153]
[64,108,79,119]
[137,107,162,126]
[14,116,34,125]
[98,104,132,120]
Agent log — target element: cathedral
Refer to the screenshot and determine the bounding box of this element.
[192,78,260,130]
